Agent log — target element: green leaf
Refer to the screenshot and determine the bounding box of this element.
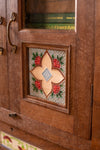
[33,53,36,58]
[33,86,37,92]
[32,77,35,81]
[60,84,63,87]
[33,88,36,91]
[32,64,35,67]
[36,52,38,56]
[60,56,63,60]
[40,53,43,57]
[57,55,60,61]
[40,90,43,94]
[22,145,24,149]
[51,92,54,98]
[59,91,63,98]
[60,68,63,72]
[60,62,64,65]
[60,94,62,98]
[52,55,54,59]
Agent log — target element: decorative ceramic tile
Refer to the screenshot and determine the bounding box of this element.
[0,132,42,150]
[42,68,52,81]
[29,48,67,106]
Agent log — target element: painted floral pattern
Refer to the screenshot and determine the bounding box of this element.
[29,48,66,106]
[31,51,65,98]
[1,132,42,150]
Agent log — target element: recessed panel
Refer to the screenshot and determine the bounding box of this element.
[29,48,66,106]
[22,45,70,112]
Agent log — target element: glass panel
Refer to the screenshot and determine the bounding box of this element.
[24,0,75,30]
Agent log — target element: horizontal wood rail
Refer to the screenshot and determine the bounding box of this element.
[0,107,91,150]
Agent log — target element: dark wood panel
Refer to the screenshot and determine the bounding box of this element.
[21,100,74,133]
[6,1,94,149]
[92,105,100,150]
[7,0,21,112]
[19,29,76,45]
[0,107,91,150]
[0,122,69,150]
[93,0,100,103]
[92,0,100,149]
[74,0,95,139]
[26,0,75,13]
[0,0,9,109]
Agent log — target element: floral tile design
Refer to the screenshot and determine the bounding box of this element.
[29,48,67,106]
[0,132,42,150]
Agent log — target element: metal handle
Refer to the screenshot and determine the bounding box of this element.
[9,113,17,118]
[0,16,3,25]
[7,12,17,53]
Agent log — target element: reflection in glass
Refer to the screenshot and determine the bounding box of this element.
[24,0,75,30]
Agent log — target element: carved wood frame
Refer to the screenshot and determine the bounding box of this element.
[22,43,71,114]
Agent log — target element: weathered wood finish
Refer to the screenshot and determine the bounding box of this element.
[0,121,69,150]
[74,0,95,139]
[26,0,75,13]
[22,43,70,113]
[0,0,9,109]
[0,0,98,149]
[0,107,91,150]
[92,0,100,150]
[7,0,21,112]
[21,100,74,133]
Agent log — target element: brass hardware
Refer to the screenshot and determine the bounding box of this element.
[7,12,17,53]
[9,113,17,118]
[0,47,3,55]
[0,16,3,25]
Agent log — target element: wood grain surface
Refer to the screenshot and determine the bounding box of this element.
[0,0,97,149]
[74,0,95,139]
[92,0,100,149]
[0,121,69,150]
[26,0,75,13]
[0,0,9,109]
[0,107,91,150]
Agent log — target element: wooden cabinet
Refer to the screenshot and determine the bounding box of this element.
[0,0,97,150]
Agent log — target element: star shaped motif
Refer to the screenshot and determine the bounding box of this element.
[30,51,65,97]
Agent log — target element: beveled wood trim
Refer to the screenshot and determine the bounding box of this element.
[0,122,68,150]
[92,0,100,149]
[19,29,76,46]
[22,43,70,113]
[67,46,71,113]
[0,108,91,150]
[74,0,95,139]
[18,0,25,30]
